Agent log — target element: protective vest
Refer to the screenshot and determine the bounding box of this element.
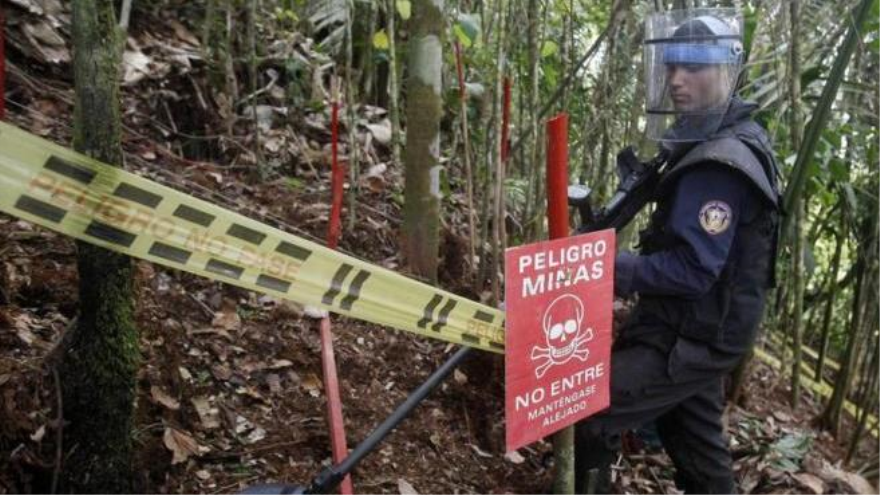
[631,100,781,365]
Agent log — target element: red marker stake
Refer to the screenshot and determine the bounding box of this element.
[320,94,353,495]
[546,114,570,238]
[546,113,576,492]
[328,98,344,250]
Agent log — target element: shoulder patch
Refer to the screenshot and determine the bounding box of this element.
[699,200,733,235]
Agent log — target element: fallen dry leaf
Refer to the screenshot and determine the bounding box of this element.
[365,121,392,145]
[14,314,36,345]
[211,364,233,381]
[211,309,241,330]
[397,478,419,495]
[122,50,151,85]
[269,359,294,369]
[178,366,193,381]
[245,427,267,444]
[302,373,323,398]
[163,427,203,464]
[22,20,70,64]
[792,472,825,494]
[772,410,792,422]
[30,425,46,442]
[453,369,468,385]
[470,444,493,458]
[266,374,282,394]
[264,136,283,153]
[504,450,525,464]
[819,465,876,495]
[9,0,45,15]
[169,19,200,47]
[192,397,220,429]
[151,386,181,410]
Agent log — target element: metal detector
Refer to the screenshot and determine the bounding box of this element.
[240,346,474,494]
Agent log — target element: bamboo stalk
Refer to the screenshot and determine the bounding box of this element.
[386,0,401,167]
[454,40,477,276]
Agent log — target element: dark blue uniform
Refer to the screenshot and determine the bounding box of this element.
[615,165,759,299]
[575,98,781,494]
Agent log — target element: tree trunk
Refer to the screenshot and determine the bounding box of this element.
[787,0,803,404]
[61,0,140,491]
[817,213,877,435]
[386,0,401,166]
[815,231,843,381]
[790,200,805,407]
[522,0,539,240]
[402,0,444,281]
[490,0,507,304]
[224,2,238,136]
[345,1,360,232]
[729,348,754,407]
[787,0,802,151]
[359,1,376,97]
[248,0,265,180]
[817,265,864,435]
[557,0,571,114]
[524,0,548,242]
[453,40,477,276]
[844,180,880,464]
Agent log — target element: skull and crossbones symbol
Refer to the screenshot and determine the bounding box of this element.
[531,293,593,379]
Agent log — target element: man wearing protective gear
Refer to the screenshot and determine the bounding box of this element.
[574,9,781,494]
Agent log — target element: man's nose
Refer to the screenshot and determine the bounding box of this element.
[668,66,685,88]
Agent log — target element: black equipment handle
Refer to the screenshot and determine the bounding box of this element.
[571,147,668,234]
[240,347,474,494]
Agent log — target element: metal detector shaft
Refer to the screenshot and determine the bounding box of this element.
[305,346,474,494]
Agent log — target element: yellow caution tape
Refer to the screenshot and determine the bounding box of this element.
[0,122,505,353]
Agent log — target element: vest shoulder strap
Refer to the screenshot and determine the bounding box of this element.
[658,137,779,207]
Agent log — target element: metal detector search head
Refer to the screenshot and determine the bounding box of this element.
[238,483,307,494]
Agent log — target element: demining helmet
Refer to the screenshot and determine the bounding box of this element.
[644,8,744,142]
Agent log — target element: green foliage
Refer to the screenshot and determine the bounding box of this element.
[453,13,481,48]
[768,432,815,472]
[373,29,390,50]
[799,65,825,91]
[274,6,299,24]
[742,2,758,61]
[828,158,848,182]
[541,40,559,58]
[868,0,880,39]
[285,177,306,191]
[307,0,351,55]
[396,0,412,20]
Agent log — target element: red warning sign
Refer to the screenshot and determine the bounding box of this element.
[504,229,615,452]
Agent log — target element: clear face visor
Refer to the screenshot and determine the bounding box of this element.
[643,9,744,142]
